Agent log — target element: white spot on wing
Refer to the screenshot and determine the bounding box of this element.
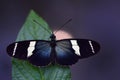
[70,40,81,56]
[89,41,95,53]
[27,41,36,57]
[13,43,18,56]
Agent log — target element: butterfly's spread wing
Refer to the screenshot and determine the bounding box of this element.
[7,40,51,66]
[56,39,100,65]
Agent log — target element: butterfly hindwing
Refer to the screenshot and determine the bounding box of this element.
[55,39,100,65]
[55,40,79,65]
[7,40,52,66]
[28,40,51,66]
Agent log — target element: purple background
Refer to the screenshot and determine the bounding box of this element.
[0,0,120,80]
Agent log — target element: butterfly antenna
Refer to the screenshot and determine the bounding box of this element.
[33,20,52,34]
[54,18,72,34]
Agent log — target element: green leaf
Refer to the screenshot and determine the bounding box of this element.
[12,10,71,80]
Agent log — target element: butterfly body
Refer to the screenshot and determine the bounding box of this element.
[7,34,100,66]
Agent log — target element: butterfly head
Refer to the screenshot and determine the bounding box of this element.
[50,34,56,41]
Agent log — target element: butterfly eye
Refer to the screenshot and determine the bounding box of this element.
[50,34,56,40]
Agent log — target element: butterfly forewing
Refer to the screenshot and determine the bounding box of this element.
[7,41,31,59]
[7,40,52,66]
[75,39,100,58]
[55,39,100,65]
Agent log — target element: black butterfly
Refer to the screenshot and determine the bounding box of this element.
[7,33,100,66]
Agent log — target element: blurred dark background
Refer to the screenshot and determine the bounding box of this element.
[0,0,120,80]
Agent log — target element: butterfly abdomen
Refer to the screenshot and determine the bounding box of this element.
[49,38,57,65]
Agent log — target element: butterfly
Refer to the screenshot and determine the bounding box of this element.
[7,33,100,66]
